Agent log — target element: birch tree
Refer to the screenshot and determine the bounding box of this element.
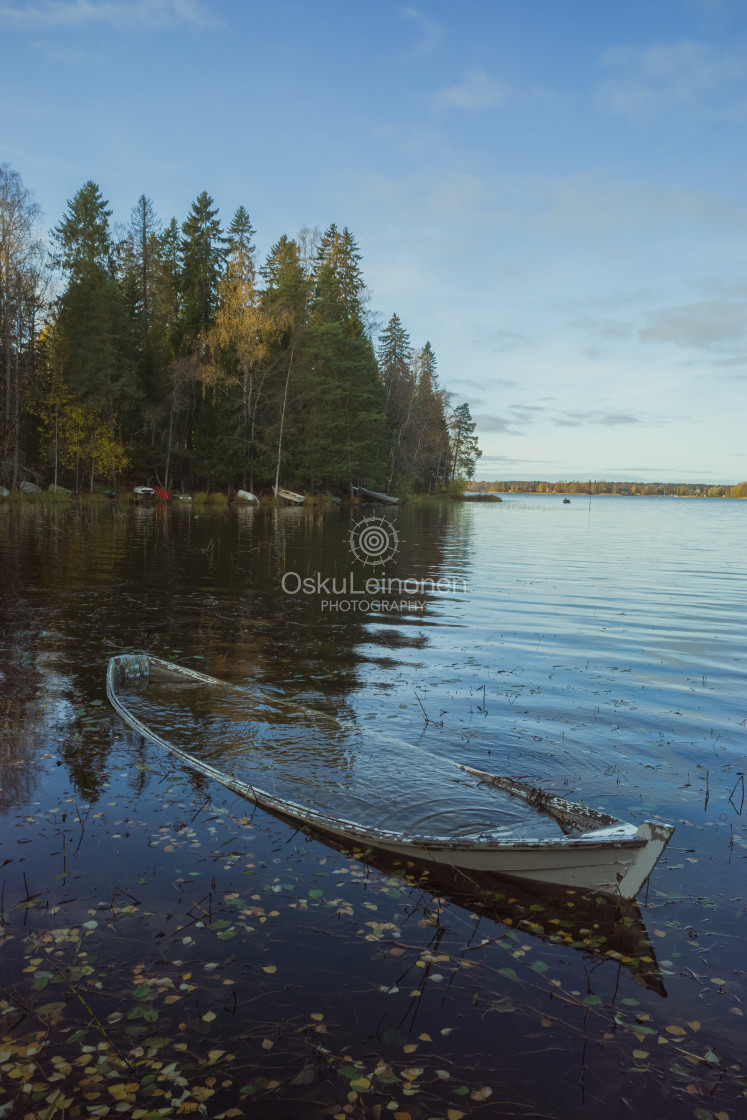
[0,164,46,485]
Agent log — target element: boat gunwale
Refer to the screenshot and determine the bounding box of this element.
[105,654,664,855]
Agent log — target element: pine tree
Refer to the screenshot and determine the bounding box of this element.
[449,402,482,480]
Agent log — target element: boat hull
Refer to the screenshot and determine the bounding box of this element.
[106,654,673,899]
[353,485,399,504]
[276,487,304,504]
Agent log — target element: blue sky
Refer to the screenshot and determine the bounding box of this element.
[2,0,746,483]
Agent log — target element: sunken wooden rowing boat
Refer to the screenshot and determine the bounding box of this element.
[106,654,673,898]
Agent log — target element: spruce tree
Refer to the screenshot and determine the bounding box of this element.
[179,191,226,349]
[311,224,366,332]
[51,181,134,419]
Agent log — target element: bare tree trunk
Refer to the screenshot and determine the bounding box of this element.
[164,406,173,491]
[274,340,295,497]
[54,410,58,492]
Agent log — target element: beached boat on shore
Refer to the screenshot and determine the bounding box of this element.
[106,654,673,898]
[352,485,399,505]
[276,487,304,504]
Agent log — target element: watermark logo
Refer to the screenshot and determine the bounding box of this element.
[280,512,467,612]
[348,515,400,568]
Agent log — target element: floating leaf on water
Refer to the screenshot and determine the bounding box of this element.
[261,1038,273,1050]
[709,978,727,986]
[202,1011,216,1023]
[665,1025,686,1036]
[262,965,277,974]
[530,960,548,973]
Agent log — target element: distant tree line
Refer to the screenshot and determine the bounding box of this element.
[0,165,481,495]
[470,480,747,498]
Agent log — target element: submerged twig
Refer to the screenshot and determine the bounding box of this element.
[45,960,135,1071]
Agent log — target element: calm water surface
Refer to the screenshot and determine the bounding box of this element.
[0,495,745,1119]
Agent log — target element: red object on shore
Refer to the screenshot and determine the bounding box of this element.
[153,486,170,501]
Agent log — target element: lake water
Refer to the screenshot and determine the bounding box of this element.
[0,494,745,1118]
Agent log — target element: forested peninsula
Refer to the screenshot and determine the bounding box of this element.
[0,166,481,498]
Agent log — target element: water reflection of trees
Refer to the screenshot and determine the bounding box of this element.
[0,502,480,807]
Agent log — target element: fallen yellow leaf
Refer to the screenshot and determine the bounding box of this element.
[632,1050,649,1060]
[262,965,277,974]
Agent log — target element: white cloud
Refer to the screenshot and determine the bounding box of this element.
[0,0,213,30]
[553,409,648,428]
[399,6,442,56]
[432,69,508,110]
[598,39,747,119]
